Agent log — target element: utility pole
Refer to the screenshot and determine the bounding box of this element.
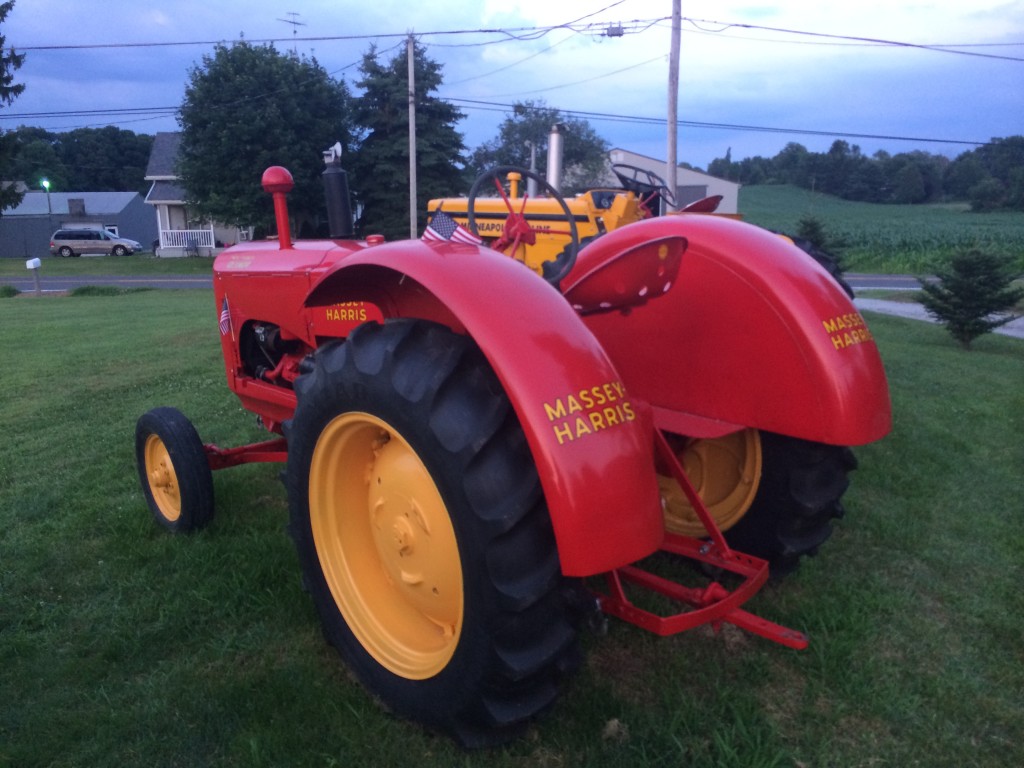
[407,33,418,239]
[667,0,681,211]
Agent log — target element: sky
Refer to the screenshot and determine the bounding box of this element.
[3,0,1022,171]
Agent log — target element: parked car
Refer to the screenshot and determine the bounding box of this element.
[49,228,143,257]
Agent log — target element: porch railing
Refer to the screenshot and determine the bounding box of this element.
[159,229,216,250]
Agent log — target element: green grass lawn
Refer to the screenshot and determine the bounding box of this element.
[1,290,1022,767]
[0,253,215,278]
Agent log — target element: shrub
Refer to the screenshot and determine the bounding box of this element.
[918,250,1024,349]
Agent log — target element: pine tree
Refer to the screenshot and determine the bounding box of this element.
[349,41,466,240]
[0,0,26,215]
[918,250,1024,349]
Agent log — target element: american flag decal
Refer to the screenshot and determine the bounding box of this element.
[219,296,232,337]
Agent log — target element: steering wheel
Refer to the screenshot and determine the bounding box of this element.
[611,163,677,215]
[467,166,580,286]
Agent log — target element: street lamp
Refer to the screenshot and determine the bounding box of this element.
[40,178,52,215]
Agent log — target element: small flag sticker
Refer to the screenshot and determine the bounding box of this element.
[219,296,232,337]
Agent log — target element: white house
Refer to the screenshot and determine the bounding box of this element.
[144,132,246,257]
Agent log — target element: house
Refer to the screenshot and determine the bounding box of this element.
[0,188,156,259]
[144,132,245,257]
[607,148,740,214]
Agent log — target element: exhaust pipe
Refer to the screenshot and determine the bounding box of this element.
[322,142,354,238]
[546,123,565,193]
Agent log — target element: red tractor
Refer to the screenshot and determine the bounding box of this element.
[135,148,890,747]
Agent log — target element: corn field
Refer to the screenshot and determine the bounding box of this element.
[740,184,1024,274]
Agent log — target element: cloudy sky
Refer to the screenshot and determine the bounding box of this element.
[3,0,1022,170]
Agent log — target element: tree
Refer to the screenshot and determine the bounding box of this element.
[944,153,988,199]
[178,42,354,232]
[8,126,153,193]
[892,162,926,204]
[918,250,1024,349]
[348,41,466,240]
[10,134,65,191]
[59,127,153,194]
[467,100,609,194]
[0,0,25,215]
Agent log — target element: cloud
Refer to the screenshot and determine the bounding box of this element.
[2,0,1019,168]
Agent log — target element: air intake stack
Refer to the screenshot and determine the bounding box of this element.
[322,142,354,238]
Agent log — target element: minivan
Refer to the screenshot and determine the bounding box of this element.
[49,228,143,257]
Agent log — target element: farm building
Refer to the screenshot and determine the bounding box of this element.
[607,148,740,214]
[0,188,156,260]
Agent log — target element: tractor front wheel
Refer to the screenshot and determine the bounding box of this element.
[285,320,578,747]
[135,407,214,533]
[661,429,856,576]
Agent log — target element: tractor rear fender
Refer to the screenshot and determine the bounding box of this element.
[570,216,892,446]
[304,239,665,577]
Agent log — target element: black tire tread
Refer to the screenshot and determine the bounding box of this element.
[285,320,578,747]
[725,431,857,576]
[134,406,214,533]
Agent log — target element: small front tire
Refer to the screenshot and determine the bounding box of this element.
[135,407,214,533]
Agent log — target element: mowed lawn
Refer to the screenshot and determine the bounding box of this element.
[1,289,1021,767]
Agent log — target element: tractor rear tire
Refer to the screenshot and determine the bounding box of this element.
[284,319,578,747]
[663,429,857,576]
[726,431,857,576]
[135,407,214,533]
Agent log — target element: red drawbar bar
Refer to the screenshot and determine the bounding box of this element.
[593,430,809,650]
[204,438,289,470]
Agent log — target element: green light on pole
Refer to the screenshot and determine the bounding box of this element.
[41,178,52,215]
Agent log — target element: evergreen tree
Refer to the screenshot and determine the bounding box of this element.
[178,42,354,231]
[918,250,1024,349]
[0,0,25,214]
[349,41,466,240]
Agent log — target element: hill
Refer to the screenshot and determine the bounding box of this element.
[739,184,1024,274]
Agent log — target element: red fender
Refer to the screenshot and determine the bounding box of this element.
[305,240,665,577]
[569,216,891,446]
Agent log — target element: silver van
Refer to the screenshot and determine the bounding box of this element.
[49,228,143,257]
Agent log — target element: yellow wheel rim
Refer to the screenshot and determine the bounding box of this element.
[144,434,182,523]
[309,412,463,680]
[661,429,763,537]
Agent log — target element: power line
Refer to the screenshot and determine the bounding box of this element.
[9,17,1021,61]
[447,97,994,147]
[677,16,1024,62]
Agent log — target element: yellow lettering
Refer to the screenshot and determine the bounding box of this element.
[544,400,567,421]
[544,380,636,446]
[553,421,573,445]
[579,388,594,409]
